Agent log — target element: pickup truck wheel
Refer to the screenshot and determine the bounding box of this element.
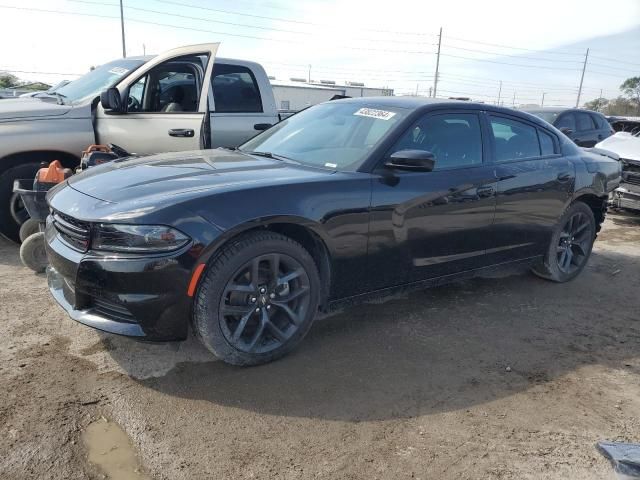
[532,201,596,283]
[0,163,41,242]
[193,231,321,366]
[19,232,48,273]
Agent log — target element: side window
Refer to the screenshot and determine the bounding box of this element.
[556,113,576,131]
[538,129,556,156]
[489,116,541,162]
[212,64,263,113]
[388,113,483,170]
[575,112,595,132]
[591,113,608,130]
[126,55,202,113]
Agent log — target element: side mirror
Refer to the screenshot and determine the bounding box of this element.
[385,150,436,172]
[100,88,123,113]
[559,127,573,136]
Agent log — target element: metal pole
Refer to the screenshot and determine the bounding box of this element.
[541,92,546,107]
[576,48,589,108]
[415,83,419,96]
[497,80,502,105]
[308,64,311,83]
[598,88,603,111]
[143,43,146,56]
[119,0,126,58]
[428,86,432,97]
[512,91,516,107]
[433,27,442,98]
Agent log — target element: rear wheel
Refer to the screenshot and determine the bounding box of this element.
[532,202,596,282]
[0,163,41,242]
[19,232,48,273]
[193,231,321,366]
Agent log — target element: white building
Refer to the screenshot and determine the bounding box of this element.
[270,78,394,112]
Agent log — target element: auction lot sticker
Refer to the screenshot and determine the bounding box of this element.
[354,108,396,120]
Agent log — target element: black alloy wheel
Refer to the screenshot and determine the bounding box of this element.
[194,231,321,366]
[532,201,596,283]
[219,253,311,354]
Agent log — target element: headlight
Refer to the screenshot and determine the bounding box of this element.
[92,224,190,253]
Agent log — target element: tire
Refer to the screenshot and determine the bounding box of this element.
[0,163,41,242]
[193,231,321,366]
[19,218,40,243]
[19,232,48,273]
[532,201,596,283]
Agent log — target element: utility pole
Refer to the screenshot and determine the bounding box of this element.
[433,27,442,98]
[541,92,546,107]
[512,91,516,107]
[415,83,419,96]
[597,88,603,111]
[575,48,589,108]
[428,86,432,98]
[307,64,311,83]
[119,0,126,58]
[143,43,146,56]
[497,80,502,106]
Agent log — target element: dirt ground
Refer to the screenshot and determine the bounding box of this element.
[1,211,640,480]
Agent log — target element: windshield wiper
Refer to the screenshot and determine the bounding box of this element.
[43,92,66,105]
[242,150,294,161]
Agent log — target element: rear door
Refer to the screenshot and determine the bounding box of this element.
[574,111,598,147]
[209,62,279,148]
[368,109,497,289]
[95,43,219,154]
[488,113,574,263]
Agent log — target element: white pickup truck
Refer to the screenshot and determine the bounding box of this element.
[0,43,281,241]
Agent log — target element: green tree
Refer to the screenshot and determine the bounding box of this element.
[0,73,20,88]
[620,76,640,113]
[584,97,609,112]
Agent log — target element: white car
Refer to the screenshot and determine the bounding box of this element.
[596,129,640,211]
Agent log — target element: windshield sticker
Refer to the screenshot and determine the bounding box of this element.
[108,67,129,76]
[324,163,337,169]
[354,108,396,120]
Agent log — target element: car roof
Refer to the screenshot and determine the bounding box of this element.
[522,106,605,117]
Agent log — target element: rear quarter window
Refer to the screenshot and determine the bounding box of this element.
[538,130,557,156]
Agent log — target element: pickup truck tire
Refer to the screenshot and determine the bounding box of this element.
[532,201,596,283]
[0,163,41,242]
[19,218,41,243]
[19,232,48,273]
[193,231,320,366]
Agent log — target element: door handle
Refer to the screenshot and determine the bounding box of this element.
[254,123,272,131]
[168,128,195,138]
[557,172,572,182]
[477,186,495,198]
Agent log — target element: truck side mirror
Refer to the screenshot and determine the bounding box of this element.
[559,127,573,136]
[100,88,123,113]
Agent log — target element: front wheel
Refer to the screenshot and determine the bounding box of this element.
[532,201,596,283]
[193,231,321,366]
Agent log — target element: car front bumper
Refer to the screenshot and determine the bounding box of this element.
[613,183,640,212]
[44,218,196,341]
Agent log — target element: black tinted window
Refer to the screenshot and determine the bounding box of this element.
[556,113,576,131]
[490,116,541,162]
[591,113,608,129]
[576,112,595,131]
[539,130,556,156]
[212,64,262,113]
[389,113,483,170]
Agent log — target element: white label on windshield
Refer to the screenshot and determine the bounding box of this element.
[324,163,337,168]
[108,67,129,76]
[354,108,396,120]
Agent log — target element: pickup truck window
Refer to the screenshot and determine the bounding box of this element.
[126,55,203,113]
[212,64,263,113]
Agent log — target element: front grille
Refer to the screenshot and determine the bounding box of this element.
[52,211,90,252]
[91,297,136,324]
[625,174,640,187]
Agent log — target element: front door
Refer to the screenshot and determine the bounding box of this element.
[95,43,219,154]
[368,110,497,289]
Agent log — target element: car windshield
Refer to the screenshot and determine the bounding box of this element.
[524,110,560,124]
[54,59,146,105]
[239,102,409,170]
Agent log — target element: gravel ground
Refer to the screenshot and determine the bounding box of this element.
[1,211,639,480]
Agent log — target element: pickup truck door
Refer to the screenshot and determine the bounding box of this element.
[208,61,280,148]
[95,43,219,154]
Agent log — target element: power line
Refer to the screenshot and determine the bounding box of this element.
[589,54,640,68]
[441,44,584,64]
[439,53,582,71]
[0,4,436,55]
[444,35,585,56]
[0,68,83,76]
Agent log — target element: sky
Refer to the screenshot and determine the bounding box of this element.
[0,0,639,107]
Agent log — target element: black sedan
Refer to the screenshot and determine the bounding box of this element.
[521,107,614,147]
[45,98,621,366]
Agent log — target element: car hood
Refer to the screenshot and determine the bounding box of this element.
[0,97,72,121]
[596,132,640,162]
[66,149,331,207]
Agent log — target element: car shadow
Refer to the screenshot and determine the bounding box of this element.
[98,247,640,422]
[0,236,24,268]
[609,208,640,227]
